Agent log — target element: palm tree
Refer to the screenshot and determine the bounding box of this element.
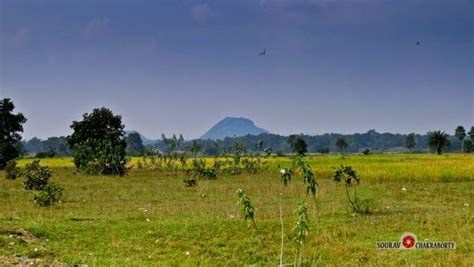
[335,137,348,154]
[454,126,466,152]
[427,131,450,155]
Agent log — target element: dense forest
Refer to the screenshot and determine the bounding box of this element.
[21,130,466,157]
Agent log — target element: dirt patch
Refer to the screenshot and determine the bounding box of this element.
[9,229,40,243]
[0,256,65,266]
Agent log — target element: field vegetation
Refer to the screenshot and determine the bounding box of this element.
[1,154,473,265]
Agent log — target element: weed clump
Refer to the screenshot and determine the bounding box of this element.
[33,183,63,206]
[23,160,52,190]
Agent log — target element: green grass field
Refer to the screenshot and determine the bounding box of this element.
[1,154,473,265]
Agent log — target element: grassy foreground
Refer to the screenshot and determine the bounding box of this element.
[1,154,473,265]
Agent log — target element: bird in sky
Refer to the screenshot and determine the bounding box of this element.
[259,49,266,56]
[416,41,420,45]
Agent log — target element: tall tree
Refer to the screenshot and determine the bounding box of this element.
[126,132,145,155]
[427,131,450,155]
[287,135,307,156]
[67,107,127,175]
[454,126,466,152]
[335,137,348,154]
[0,98,27,169]
[405,133,416,152]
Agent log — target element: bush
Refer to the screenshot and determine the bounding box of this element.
[183,179,198,187]
[189,158,217,179]
[362,149,370,155]
[23,160,52,190]
[73,139,128,175]
[68,107,128,175]
[33,184,63,206]
[5,160,21,180]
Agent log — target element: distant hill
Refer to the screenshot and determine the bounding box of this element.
[125,130,156,145]
[200,117,269,140]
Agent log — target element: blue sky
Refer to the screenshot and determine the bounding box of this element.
[1,0,472,140]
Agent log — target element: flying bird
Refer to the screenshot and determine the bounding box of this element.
[259,49,266,56]
[416,41,420,45]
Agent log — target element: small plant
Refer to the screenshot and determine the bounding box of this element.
[279,167,292,186]
[293,202,310,246]
[332,165,372,214]
[293,157,317,197]
[292,201,310,264]
[362,149,370,155]
[236,189,256,227]
[5,160,21,180]
[33,183,63,207]
[23,160,52,190]
[183,178,198,187]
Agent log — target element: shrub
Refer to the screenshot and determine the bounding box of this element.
[33,183,63,206]
[362,149,370,155]
[5,160,21,180]
[72,139,128,175]
[68,107,128,175]
[183,179,198,187]
[23,160,52,190]
[189,158,217,179]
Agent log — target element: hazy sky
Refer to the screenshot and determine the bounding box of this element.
[1,0,472,140]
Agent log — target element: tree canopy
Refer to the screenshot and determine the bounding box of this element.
[0,98,27,169]
[428,130,450,155]
[126,132,145,155]
[67,107,127,175]
[287,135,308,156]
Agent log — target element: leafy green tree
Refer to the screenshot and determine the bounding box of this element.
[463,139,472,153]
[287,135,307,156]
[469,126,474,140]
[126,132,145,155]
[455,126,466,152]
[405,133,416,152]
[427,130,450,155]
[0,98,27,169]
[335,137,348,154]
[67,107,127,175]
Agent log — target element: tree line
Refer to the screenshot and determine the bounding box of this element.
[1,98,473,173]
